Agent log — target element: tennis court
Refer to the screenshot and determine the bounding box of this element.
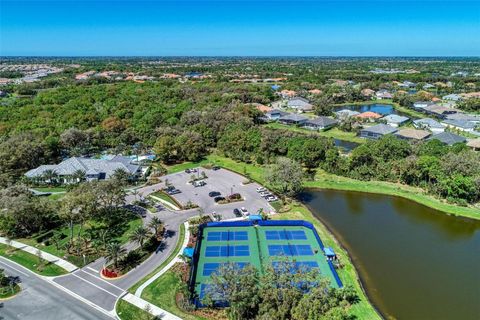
[190,220,343,306]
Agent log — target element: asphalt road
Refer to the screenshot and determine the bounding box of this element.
[0,257,112,320]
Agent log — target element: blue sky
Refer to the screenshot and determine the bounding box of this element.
[1,1,479,56]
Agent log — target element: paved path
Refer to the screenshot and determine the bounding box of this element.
[0,237,78,272]
[0,257,112,320]
[122,293,182,320]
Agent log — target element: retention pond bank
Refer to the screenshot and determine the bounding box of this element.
[301,189,480,320]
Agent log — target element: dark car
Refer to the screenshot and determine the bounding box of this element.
[212,166,221,171]
[209,191,221,197]
[233,208,242,217]
[214,196,226,203]
[167,189,181,195]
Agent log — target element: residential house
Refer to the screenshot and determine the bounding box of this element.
[395,129,431,141]
[359,124,398,140]
[398,81,415,88]
[466,138,480,151]
[445,113,480,124]
[442,94,462,102]
[248,103,272,113]
[25,156,141,184]
[287,97,313,112]
[308,89,322,95]
[264,109,289,121]
[334,109,360,119]
[428,132,467,145]
[375,89,393,99]
[361,88,375,98]
[423,83,435,90]
[441,119,477,133]
[279,89,297,98]
[382,114,409,127]
[413,118,446,133]
[278,113,308,126]
[423,105,459,118]
[412,101,435,111]
[302,117,338,131]
[355,111,382,121]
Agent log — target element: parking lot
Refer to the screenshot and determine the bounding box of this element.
[159,167,275,219]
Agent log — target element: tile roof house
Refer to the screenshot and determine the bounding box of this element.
[382,114,410,127]
[361,88,375,98]
[264,109,289,121]
[356,111,382,120]
[334,109,360,118]
[287,97,313,112]
[375,89,393,99]
[428,132,467,145]
[25,156,141,183]
[395,128,431,141]
[359,124,398,140]
[466,138,480,151]
[413,118,446,133]
[278,113,308,125]
[441,119,477,132]
[279,89,297,98]
[302,117,338,131]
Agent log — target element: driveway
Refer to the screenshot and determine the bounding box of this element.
[0,257,112,320]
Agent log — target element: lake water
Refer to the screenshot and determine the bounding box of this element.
[334,139,359,152]
[301,190,480,320]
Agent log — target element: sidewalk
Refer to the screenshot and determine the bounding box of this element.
[134,221,190,297]
[0,237,78,272]
[122,293,182,320]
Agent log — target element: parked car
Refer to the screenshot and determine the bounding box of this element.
[164,185,175,191]
[185,168,198,173]
[240,207,249,216]
[228,193,242,200]
[260,191,272,198]
[266,195,278,202]
[256,187,267,193]
[209,191,221,197]
[214,196,226,203]
[193,180,206,187]
[233,208,242,217]
[167,188,181,195]
[212,166,221,171]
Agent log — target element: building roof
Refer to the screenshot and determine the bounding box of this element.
[442,94,462,101]
[25,156,139,179]
[265,109,288,117]
[446,113,480,122]
[287,97,312,108]
[466,138,480,149]
[442,119,477,129]
[361,124,398,135]
[428,132,467,145]
[304,116,338,127]
[382,114,410,123]
[395,128,431,140]
[356,111,382,119]
[423,105,459,115]
[335,109,360,117]
[413,118,445,129]
[279,113,308,122]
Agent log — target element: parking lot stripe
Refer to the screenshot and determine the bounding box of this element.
[72,273,119,298]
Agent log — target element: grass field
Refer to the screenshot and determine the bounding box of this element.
[32,187,67,193]
[0,243,67,276]
[265,122,365,144]
[116,300,153,320]
[149,191,182,210]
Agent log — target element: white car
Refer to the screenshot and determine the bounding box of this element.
[256,187,266,193]
[240,207,249,216]
[266,195,278,202]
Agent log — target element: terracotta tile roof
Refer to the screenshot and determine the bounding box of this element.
[356,111,382,119]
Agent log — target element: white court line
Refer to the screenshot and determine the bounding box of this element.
[72,273,119,298]
[78,269,125,292]
[0,258,30,277]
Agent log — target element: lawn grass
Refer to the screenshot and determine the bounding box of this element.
[116,300,153,320]
[128,223,185,294]
[0,243,67,276]
[165,160,210,174]
[0,284,21,299]
[18,216,143,267]
[265,122,365,144]
[140,267,208,320]
[150,191,182,210]
[272,204,381,320]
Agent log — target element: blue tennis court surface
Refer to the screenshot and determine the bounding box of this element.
[265,229,307,240]
[272,261,319,273]
[202,262,250,276]
[205,245,250,257]
[268,244,313,256]
[207,231,249,241]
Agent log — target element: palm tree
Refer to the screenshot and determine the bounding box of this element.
[72,169,86,183]
[104,243,127,269]
[129,226,152,248]
[148,216,164,239]
[42,169,58,185]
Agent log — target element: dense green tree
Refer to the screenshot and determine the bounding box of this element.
[264,157,304,197]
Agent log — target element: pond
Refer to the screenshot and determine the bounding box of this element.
[301,189,480,320]
[334,139,359,153]
[335,103,408,117]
